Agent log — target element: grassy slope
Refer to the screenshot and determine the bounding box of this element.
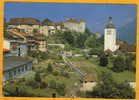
[70,56,135,83]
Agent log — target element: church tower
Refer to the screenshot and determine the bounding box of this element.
[104,16,119,52]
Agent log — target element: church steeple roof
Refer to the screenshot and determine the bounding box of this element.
[106,16,115,28]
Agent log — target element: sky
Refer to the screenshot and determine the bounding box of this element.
[4,2,136,33]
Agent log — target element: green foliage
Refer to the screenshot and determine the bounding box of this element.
[35,72,42,82]
[42,18,53,25]
[59,28,92,48]
[88,48,103,55]
[56,81,66,96]
[85,35,96,48]
[112,56,126,72]
[29,51,48,60]
[99,54,108,66]
[40,81,48,89]
[125,56,133,70]
[25,79,40,89]
[61,31,75,45]
[47,63,53,73]
[49,80,57,89]
[85,71,135,99]
[84,35,104,53]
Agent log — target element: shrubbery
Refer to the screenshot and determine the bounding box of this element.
[112,54,135,72]
[99,54,108,66]
[85,71,135,99]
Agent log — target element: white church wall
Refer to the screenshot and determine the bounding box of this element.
[104,28,117,52]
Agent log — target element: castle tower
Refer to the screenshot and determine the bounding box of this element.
[104,16,118,52]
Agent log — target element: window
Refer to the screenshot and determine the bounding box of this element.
[18,68,20,73]
[25,66,28,70]
[107,30,112,35]
[14,70,16,76]
[22,67,24,72]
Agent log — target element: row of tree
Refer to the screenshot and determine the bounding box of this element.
[99,53,136,72]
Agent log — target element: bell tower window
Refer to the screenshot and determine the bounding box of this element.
[107,30,112,35]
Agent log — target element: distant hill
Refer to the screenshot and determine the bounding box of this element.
[117,19,136,44]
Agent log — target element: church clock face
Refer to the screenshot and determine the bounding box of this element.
[107,30,112,35]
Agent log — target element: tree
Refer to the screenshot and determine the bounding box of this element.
[99,54,108,66]
[26,80,39,89]
[61,31,75,45]
[35,72,41,82]
[85,71,135,99]
[74,34,86,48]
[85,28,92,36]
[112,56,126,72]
[42,18,53,25]
[85,35,97,48]
[88,48,103,55]
[47,63,53,73]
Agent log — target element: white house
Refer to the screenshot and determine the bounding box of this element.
[104,17,119,52]
[40,25,49,36]
[63,18,86,33]
[80,74,97,91]
[4,39,10,50]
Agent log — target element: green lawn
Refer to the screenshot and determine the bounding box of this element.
[70,56,135,83]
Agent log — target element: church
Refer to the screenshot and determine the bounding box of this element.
[104,16,119,52]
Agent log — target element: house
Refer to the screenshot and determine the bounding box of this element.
[80,73,97,91]
[8,18,40,36]
[3,39,11,56]
[4,30,28,57]
[40,25,49,36]
[128,82,136,89]
[7,17,86,37]
[63,18,86,33]
[35,34,47,52]
[3,56,33,82]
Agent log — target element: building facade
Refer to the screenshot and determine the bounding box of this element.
[104,17,119,52]
[63,18,86,33]
[80,74,97,92]
[4,56,33,82]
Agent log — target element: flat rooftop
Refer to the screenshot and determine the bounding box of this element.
[4,56,32,72]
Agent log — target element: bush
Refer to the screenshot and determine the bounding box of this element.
[47,63,53,73]
[49,80,56,89]
[53,71,59,76]
[112,56,126,72]
[35,72,42,82]
[40,81,48,89]
[85,71,135,99]
[56,82,66,96]
[99,54,108,66]
[25,80,39,89]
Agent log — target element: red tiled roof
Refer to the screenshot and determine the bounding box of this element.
[3,49,11,53]
[9,18,40,25]
[65,18,84,23]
